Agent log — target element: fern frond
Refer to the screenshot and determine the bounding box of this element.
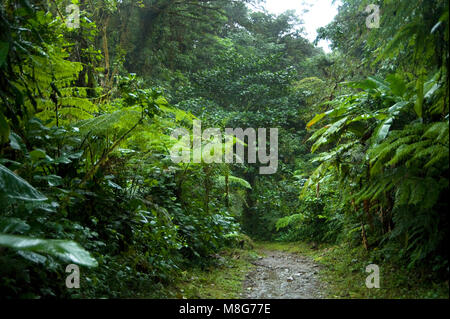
[276,214,304,231]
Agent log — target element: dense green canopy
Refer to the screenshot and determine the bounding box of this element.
[0,0,448,298]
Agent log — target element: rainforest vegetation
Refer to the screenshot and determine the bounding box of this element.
[0,0,448,298]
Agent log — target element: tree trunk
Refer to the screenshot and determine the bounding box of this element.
[102,15,110,88]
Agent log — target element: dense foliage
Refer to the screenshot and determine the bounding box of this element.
[0,0,448,298]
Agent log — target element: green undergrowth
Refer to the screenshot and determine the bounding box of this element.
[255,241,449,299]
[166,248,258,299]
[311,243,449,299]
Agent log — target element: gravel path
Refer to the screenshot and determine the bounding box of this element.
[242,250,325,299]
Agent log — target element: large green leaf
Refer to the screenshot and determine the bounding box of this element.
[9,132,27,153]
[374,118,394,144]
[0,217,30,234]
[306,112,326,128]
[388,101,409,114]
[0,164,47,202]
[29,148,48,162]
[311,116,349,153]
[345,77,389,92]
[386,74,407,97]
[0,233,98,267]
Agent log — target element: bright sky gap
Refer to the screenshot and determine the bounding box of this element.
[251,0,341,52]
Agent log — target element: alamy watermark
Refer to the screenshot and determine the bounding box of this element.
[65,264,80,288]
[169,120,278,175]
[365,264,380,288]
[65,4,80,29]
[365,4,380,29]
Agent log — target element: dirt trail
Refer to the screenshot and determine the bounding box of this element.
[242,250,325,299]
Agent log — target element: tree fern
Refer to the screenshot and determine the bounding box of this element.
[275,214,304,231]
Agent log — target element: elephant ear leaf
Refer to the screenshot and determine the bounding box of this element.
[0,164,47,202]
[0,234,98,267]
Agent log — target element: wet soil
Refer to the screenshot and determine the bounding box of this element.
[242,250,325,299]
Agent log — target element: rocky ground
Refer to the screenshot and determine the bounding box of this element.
[242,249,325,299]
